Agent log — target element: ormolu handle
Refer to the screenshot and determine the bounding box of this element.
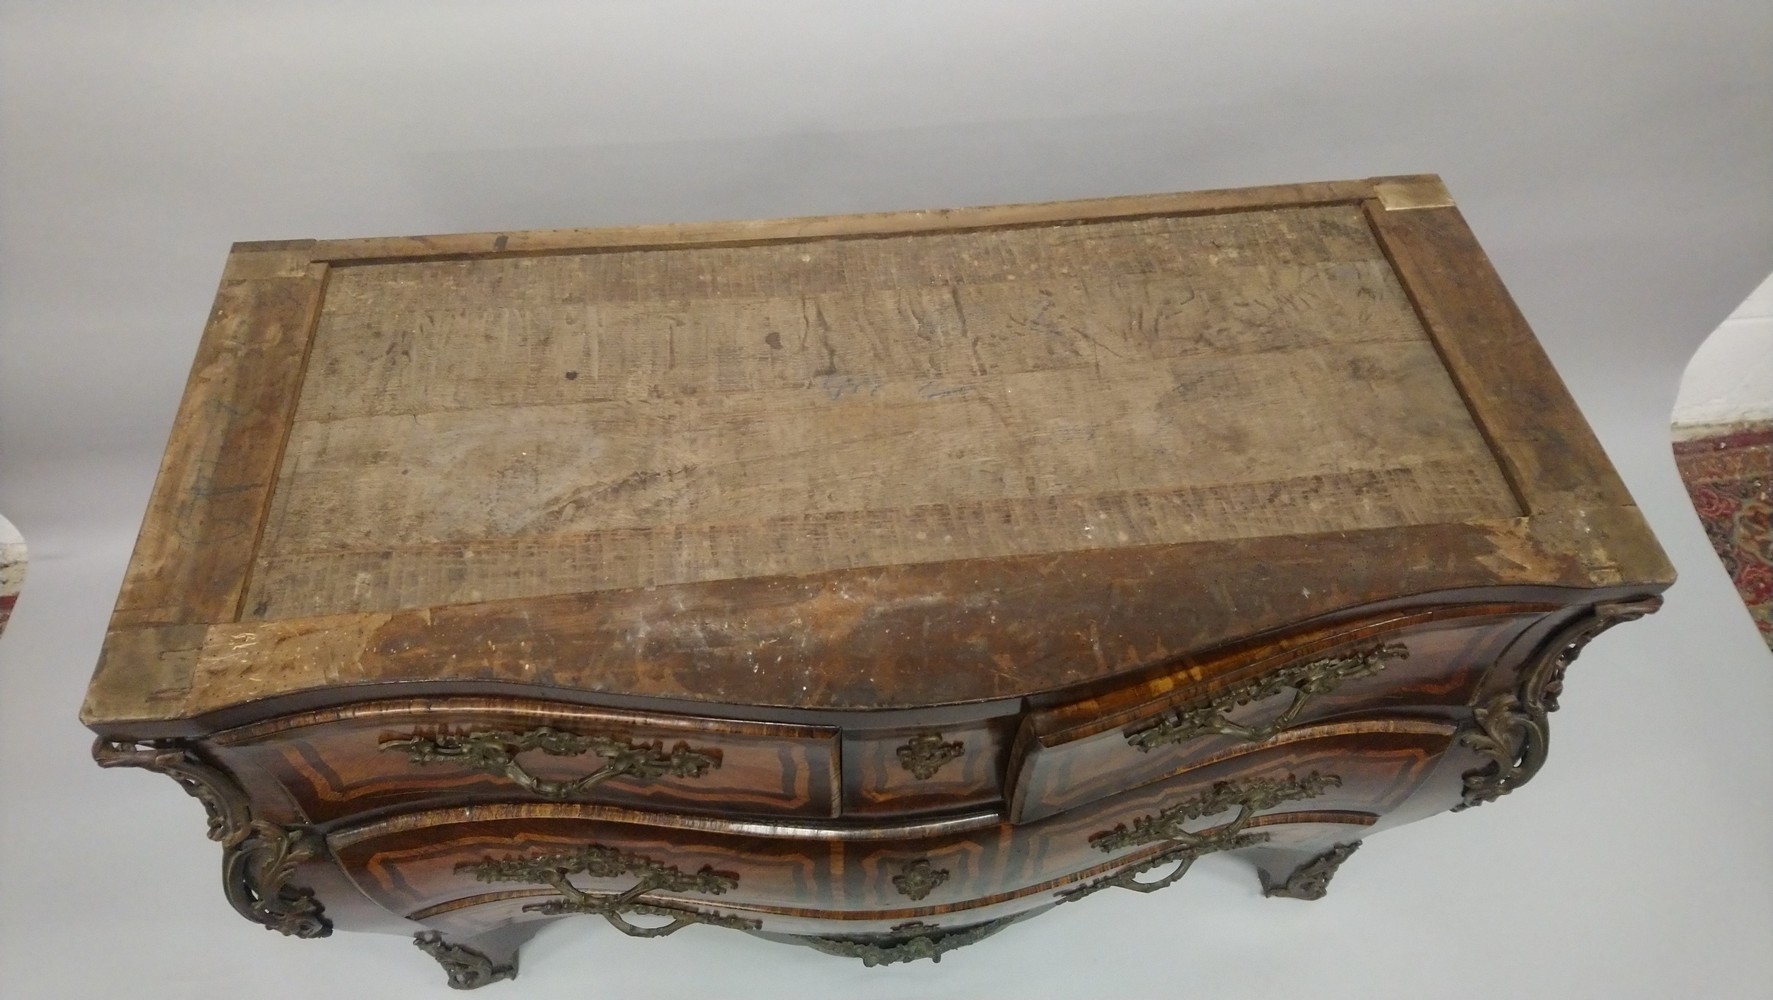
[380,726,721,799]
[461,843,759,937]
[1063,772,1340,903]
[1125,643,1408,750]
[1087,771,1341,854]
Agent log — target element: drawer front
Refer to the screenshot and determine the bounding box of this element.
[401,813,1385,945]
[212,698,841,822]
[841,717,1016,816]
[1008,606,1542,823]
[327,720,1454,934]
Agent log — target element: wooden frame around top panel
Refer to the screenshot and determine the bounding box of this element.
[83,176,1671,732]
[305,179,1382,263]
[107,241,328,632]
[1360,180,1632,515]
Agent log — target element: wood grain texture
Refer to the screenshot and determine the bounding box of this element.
[408,812,1380,939]
[842,719,1016,817]
[307,179,1385,263]
[247,204,1516,619]
[85,178,1674,730]
[82,507,1672,730]
[211,698,842,822]
[1007,607,1537,822]
[78,624,206,726]
[1024,603,1548,747]
[109,245,326,630]
[328,722,1451,924]
[1364,201,1633,514]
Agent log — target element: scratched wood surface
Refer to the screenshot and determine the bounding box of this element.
[244,204,1516,619]
[112,247,325,629]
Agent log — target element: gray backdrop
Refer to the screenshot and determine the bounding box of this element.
[2,3,1770,997]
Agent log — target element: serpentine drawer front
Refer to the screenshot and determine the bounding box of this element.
[209,699,843,821]
[81,176,1673,989]
[327,723,1453,929]
[1006,604,1546,822]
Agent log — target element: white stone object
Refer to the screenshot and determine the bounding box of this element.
[0,513,24,635]
[1672,270,1773,437]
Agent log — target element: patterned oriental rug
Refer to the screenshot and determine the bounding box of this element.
[1673,426,1772,651]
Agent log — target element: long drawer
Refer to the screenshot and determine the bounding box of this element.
[326,720,1458,934]
[211,698,843,822]
[1007,605,1544,822]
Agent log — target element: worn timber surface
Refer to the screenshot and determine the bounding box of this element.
[245,204,1518,620]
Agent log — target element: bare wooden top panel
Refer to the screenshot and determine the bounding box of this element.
[246,204,1518,619]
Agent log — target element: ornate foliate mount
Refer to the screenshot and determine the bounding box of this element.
[1088,773,1340,854]
[1127,644,1409,751]
[93,738,333,938]
[1060,772,1339,902]
[1057,834,1270,903]
[1259,841,1362,900]
[413,932,517,990]
[1537,599,1661,713]
[1455,691,1544,811]
[802,917,1017,968]
[461,844,760,937]
[1455,598,1660,810]
[381,726,721,800]
[896,732,965,780]
[891,858,951,901]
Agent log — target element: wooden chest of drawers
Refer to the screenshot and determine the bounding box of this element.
[81,175,1672,987]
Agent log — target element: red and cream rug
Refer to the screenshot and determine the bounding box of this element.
[1673,426,1772,650]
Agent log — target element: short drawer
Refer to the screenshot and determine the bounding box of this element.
[327,720,1455,934]
[1007,605,1544,823]
[841,717,1016,816]
[211,698,841,822]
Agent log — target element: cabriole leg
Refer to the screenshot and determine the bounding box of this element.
[413,926,530,990]
[1251,841,1363,901]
